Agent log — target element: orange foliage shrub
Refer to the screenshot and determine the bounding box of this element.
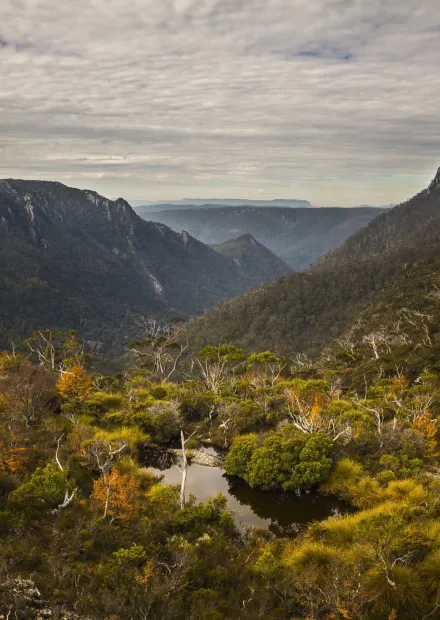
[413,413,438,459]
[56,365,92,403]
[0,430,29,474]
[91,472,142,522]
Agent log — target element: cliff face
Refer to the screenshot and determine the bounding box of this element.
[0,180,277,351]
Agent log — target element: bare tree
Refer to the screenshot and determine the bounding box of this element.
[195,356,229,395]
[25,329,99,373]
[290,352,315,373]
[284,387,352,443]
[128,317,188,381]
[191,344,246,394]
[87,437,129,519]
[173,428,199,509]
[362,327,392,360]
[51,433,77,513]
[0,365,55,426]
[246,351,286,388]
[352,399,385,447]
[398,308,433,347]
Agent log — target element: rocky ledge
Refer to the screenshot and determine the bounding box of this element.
[167,448,223,467]
[0,578,89,620]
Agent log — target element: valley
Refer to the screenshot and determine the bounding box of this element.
[1,171,440,620]
[3,0,439,617]
[138,204,385,269]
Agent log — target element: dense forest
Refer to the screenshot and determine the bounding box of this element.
[1,271,440,619]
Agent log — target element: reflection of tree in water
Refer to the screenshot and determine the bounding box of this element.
[144,449,176,471]
[143,449,353,537]
[224,473,352,533]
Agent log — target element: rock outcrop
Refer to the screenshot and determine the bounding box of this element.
[0,578,89,620]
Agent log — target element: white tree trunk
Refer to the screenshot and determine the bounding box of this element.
[180,430,188,510]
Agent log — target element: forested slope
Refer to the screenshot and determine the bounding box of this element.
[187,168,440,357]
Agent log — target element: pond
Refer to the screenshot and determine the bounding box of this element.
[145,449,352,537]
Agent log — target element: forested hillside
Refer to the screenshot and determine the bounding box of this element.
[0,180,286,353]
[187,168,440,357]
[316,167,440,269]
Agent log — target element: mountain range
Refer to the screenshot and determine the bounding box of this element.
[139,205,385,269]
[2,169,437,360]
[0,180,288,352]
[186,168,440,357]
[132,198,311,209]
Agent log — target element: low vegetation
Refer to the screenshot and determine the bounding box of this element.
[1,306,439,619]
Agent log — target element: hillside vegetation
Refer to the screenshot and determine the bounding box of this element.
[187,169,440,357]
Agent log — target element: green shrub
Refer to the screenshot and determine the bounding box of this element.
[225,430,333,491]
[149,385,168,400]
[7,462,68,519]
[377,470,396,486]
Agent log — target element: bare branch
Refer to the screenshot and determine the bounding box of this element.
[55,433,65,471]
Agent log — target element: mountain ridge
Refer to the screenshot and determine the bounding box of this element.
[133,197,311,209]
[0,179,288,352]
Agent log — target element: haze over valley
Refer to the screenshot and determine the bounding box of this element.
[140,204,386,269]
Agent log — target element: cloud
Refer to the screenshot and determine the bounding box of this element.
[1,0,440,205]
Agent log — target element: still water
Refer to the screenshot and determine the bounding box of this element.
[146,449,351,537]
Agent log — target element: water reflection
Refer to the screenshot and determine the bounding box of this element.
[145,449,352,536]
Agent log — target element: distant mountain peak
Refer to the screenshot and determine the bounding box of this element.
[223,233,259,246]
[427,167,440,193]
[114,197,132,209]
[212,234,290,282]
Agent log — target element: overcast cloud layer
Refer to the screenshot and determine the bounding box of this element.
[1,0,440,205]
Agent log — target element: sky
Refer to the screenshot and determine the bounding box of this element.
[1,0,440,206]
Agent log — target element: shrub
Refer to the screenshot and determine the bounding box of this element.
[284,541,340,569]
[130,404,179,444]
[421,549,440,590]
[225,431,333,491]
[377,470,396,486]
[223,434,258,478]
[7,461,68,519]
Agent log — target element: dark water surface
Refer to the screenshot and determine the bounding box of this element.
[145,449,352,536]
